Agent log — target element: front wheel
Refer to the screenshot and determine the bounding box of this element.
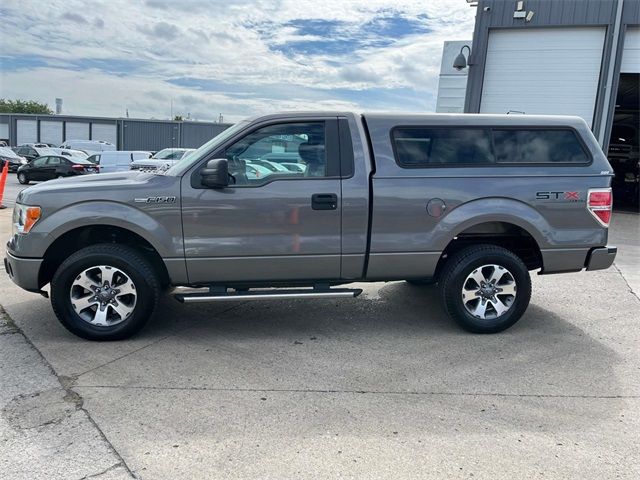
[439,244,531,333]
[17,172,29,184]
[51,244,161,340]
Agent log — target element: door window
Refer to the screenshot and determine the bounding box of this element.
[46,156,61,165]
[224,122,327,185]
[32,156,48,166]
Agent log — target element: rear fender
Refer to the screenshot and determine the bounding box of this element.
[432,198,551,251]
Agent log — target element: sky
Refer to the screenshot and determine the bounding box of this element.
[0,0,475,122]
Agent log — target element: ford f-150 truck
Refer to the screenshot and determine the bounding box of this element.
[5,112,617,340]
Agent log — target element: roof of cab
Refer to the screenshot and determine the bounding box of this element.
[246,111,590,129]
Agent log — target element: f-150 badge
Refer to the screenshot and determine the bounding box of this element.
[134,196,176,204]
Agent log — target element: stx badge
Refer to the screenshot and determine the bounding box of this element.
[535,191,581,202]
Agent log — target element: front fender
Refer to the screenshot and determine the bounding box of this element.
[10,201,183,259]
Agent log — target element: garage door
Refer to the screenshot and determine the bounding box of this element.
[91,123,117,145]
[40,121,63,145]
[480,27,605,127]
[0,123,8,142]
[65,122,90,140]
[621,27,640,73]
[16,120,37,145]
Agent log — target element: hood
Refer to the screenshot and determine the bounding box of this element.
[131,159,176,167]
[16,171,179,209]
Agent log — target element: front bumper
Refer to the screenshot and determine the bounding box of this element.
[4,251,43,291]
[586,246,617,271]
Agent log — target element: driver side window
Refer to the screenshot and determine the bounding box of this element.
[224,122,326,185]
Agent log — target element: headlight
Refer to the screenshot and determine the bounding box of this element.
[12,204,42,235]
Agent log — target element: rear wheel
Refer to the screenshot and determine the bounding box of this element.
[439,244,531,333]
[51,244,160,341]
[17,172,29,184]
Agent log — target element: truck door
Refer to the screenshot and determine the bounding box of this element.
[180,118,342,284]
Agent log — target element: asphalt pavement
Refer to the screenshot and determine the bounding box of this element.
[0,186,638,479]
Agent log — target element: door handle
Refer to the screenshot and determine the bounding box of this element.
[312,193,338,210]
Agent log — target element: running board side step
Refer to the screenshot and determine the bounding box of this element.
[174,287,363,304]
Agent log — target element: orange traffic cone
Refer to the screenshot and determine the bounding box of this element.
[0,160,8,209]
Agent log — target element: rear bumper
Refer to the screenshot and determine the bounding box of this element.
[586,246,617,271]
[4,251,42,291]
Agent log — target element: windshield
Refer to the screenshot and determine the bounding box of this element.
[152,148,186,160]
[0,147,19,158]
[165,121,249,176]
[70,158,95,165]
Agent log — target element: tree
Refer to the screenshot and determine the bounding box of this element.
[173,115,184,121]
[0,99,54,114]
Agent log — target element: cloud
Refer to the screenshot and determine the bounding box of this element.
[61,12,88,24]
[0,0,475,121]
[138,21,180,41]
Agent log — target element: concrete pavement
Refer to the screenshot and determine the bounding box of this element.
[0,173,27,208]
[0,206,638,479]
[0,306,134,480]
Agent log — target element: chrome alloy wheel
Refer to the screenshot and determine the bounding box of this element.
[70,265,137,326]
[461,264,517,320]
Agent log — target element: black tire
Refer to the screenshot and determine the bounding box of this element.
[439,244,531,334]
[17,172,29,184]
[51,244,160,341]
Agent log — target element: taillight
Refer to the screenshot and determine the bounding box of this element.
[72,164,85,170]
[587,188,613,227]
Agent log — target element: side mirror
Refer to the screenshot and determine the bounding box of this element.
[200,158,229,188]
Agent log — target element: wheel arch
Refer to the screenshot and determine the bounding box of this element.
[39,224,171,289]
[432,198,549,279]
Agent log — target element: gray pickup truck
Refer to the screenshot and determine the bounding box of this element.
[5,112,617,340]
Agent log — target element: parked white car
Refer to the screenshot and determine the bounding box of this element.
[50,148,89,159]
[86,151,152,173]
[59,139,116,153]
[129,148,195,171]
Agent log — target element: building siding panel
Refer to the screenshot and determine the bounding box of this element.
[1,114,232,150]
[123,121,180,151]
[182,123,229,148]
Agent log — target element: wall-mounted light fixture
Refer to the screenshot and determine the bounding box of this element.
[453,45,472,71]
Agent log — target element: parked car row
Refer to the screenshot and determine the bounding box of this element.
[2,142,305,186]
[2,145,200,184]
[17,155,98,184]
[129,148,195,171]
[0,146,28,172]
